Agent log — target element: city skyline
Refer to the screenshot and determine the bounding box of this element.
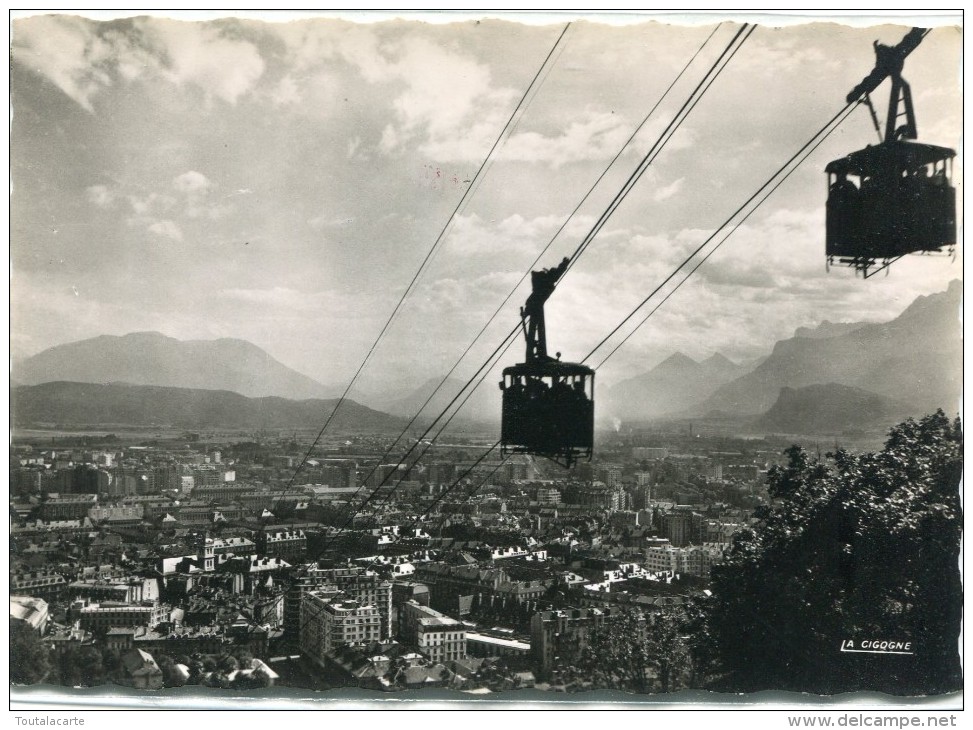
[11,11,962,398]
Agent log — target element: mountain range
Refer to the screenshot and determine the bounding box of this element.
[11,381,404,432]
[697,279,962,418]
[607,352,748,422]
[605,280,961,432]
[12,332,337,401]
[754,383,911,434]
[10,281,962,436]
[792,320,868,340]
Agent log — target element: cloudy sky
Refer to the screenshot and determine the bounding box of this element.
[10,11,962,401]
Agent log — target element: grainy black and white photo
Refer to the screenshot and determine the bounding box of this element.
[9,10,963,713]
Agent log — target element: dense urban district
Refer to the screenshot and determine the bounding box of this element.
[10,411,962,696]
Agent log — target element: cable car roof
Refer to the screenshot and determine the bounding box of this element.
[502,360,594,377]
[825,140,955,176]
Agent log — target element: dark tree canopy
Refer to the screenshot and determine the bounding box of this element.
[157,654,188,688]
[231,648,254,669]
[9,621,52,685]
[709,411,962,695]
[579,607,692,694]
[216,654,239,673]
[56,645,107,687]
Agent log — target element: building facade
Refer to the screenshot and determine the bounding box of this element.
[286,566,392,642]
[399,600,466,664]
[257,529,307,560]
[70,600,169,632]
[300,590,381,669]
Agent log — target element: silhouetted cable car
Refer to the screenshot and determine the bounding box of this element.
[825,28,957,277]
[826,143,955,266]
[500,257,594,467]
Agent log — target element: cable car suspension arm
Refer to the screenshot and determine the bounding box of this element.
[845,27,930,142]
[863,93,883,142]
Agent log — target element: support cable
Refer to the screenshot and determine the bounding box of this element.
[271,23,573,505]
[581,99,859,365]
[592,101,864,369]
[328,22,752,534]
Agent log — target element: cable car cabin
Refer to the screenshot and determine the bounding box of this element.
[499,256,594,468]
[825,140,956,273]
[500,361,594,467]
[825,27,957,276]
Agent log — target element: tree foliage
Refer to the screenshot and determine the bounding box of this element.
[232,648,255,669]
[55,645,107,687]
[9,621,52,685]
[579,607,692,693]
[101,647,122,677]
[216,654,239,673]
[709,411,963,694]
[156,654,188,688]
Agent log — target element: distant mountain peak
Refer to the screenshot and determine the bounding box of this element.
[663,351,697,364]
[607,349,745,422]
[894,278,962,322]
[654,352,699,372]
[122,330,171,338]
[98,331,179,344]
[13,332,337,401]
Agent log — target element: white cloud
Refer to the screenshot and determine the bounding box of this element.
[500,111,634,168]
[88,169,229,242]
[263,23,386,115]
[730,29,845,82]
[446,212,599,259]
[170,171,231,220]
[11,16,962,391]
[378,125,400,155]
[173,170,213,193]
[267,23,662,167]
[12,16,266,113]
[127,192,177,216]
[271,75,301,107]
[142,20,265,105]
[652,176,685,202]
[218,286,381,323]
[368,36,518,161]
[85,184,115,208]
[147,219,183,241]
[12,16,114,112]
[276,22,387,79]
